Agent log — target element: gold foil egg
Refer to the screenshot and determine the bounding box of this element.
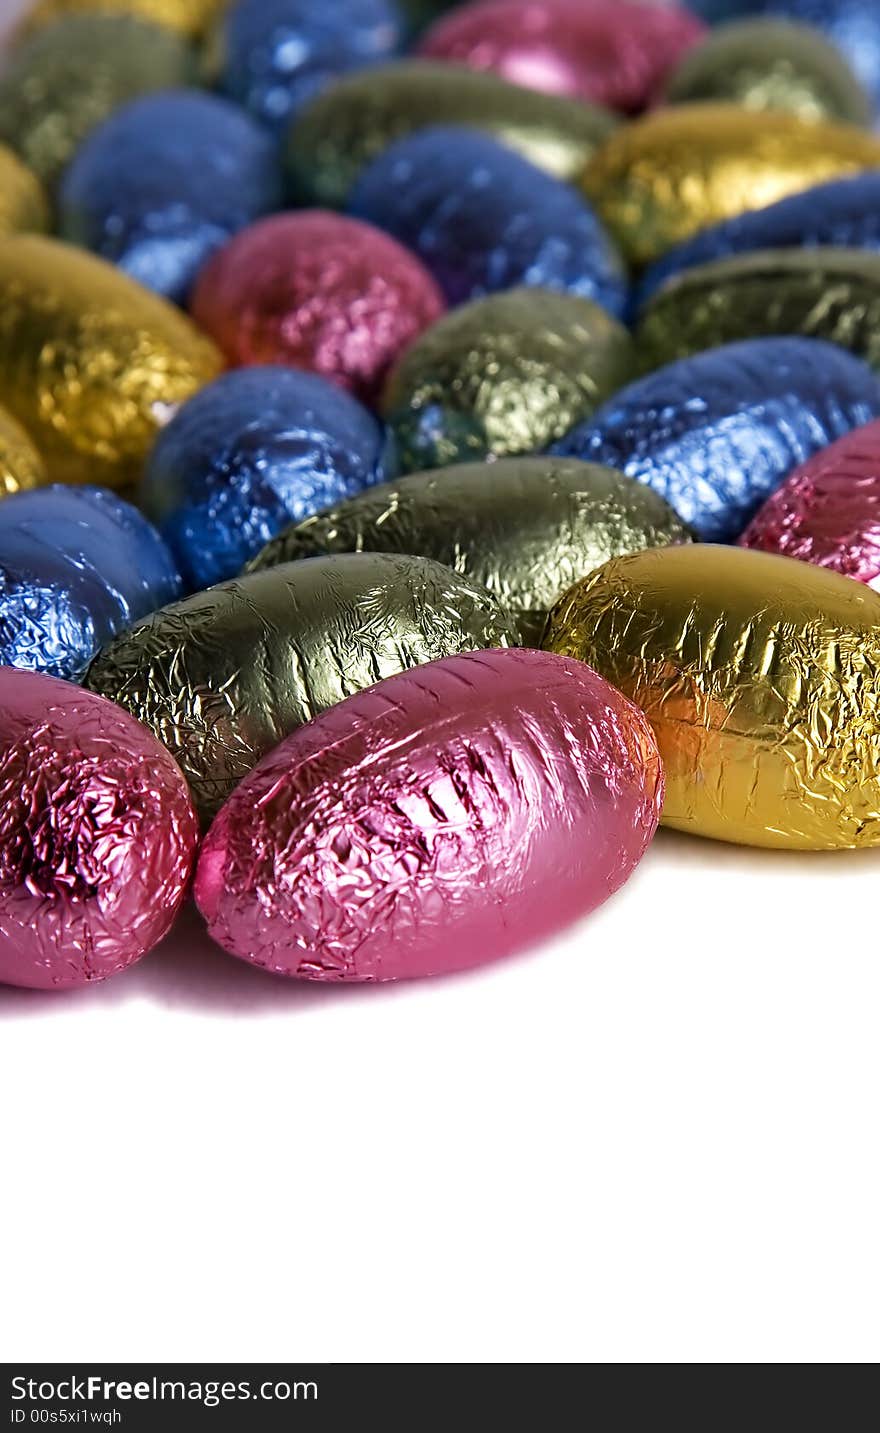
[0,13,197,190]
[383,287,636,472]
[15,0,226,42]
[85,552,518,824]
[286,60,619,207]
[0,235,222,489]
[0,406,46,498]
[543,543,880,850]
[637,248,880,372]
[0,145,49,238]
[582,104,880,265]
[664,18,872,127]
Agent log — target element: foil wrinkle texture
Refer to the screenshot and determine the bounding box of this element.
[0,407,46,498]
[194,648,664,982]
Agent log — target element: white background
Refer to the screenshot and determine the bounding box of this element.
[2,0,878,1368]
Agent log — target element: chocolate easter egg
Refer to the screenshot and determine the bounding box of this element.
[195,648,664,981]
[85,552,518,822]
[0,145,48,238]
[16,0,226,41]
[543,543,880,850]
[0,236,222,488]
[286,61,618,207]
[0,668,197,990]
[0,408,45,498]
[384,287,635,472]
[757,1,880,112]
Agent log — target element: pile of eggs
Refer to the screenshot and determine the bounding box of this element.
[2,0,880,991]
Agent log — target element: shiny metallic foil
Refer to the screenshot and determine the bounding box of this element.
[663,18,871,125]
[582,103,880,265]
[551,336,880,541]
[194,649,664,982]
[543,543,880,850]
[16,0,226,41]
[739,419,880,586]
[637,248,880,373]
[0,669,198,990]
[191,211,444,407]
[418,0,706,113]
[85,552,518,824]
[757,1,880,112]
[0,14,196,191]
[0,146,48,239]
[347,124,627,316]
[286,61,618,208]
[246,456,691,645]
[0,235,222,489]
[0,407,46,498]
[383,287,635,473]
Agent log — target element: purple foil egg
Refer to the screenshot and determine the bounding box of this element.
[0,669,198,990]
[195,647,664,982]
[739,419,880,586]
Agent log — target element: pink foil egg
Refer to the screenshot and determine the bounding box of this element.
[738,419,880,588]
[195,648,664,982]
[190,210,446,405]
[418,0,706,113]
[0,669,198,990]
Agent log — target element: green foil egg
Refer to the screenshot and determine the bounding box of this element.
[285,61,618,207]
[85,552,518,823]
[383,287,636,473]
[245,457,692,646]
[637,248,880,372]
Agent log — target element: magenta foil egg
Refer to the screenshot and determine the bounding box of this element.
[190,210,445,405]
[195,648,664,982]
[738,420,880,587]
[418,0,706,113]
[0,669,198,990]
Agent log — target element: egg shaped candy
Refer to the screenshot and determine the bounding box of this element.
[543,543,880,850]
[59,91,282,305]
[0,146,48,239]
[418,0,706,112]
[757,1,880,112]
[0,236,221,489]
[384,287,635,473]
[247,457,691,644]
[348,125,626,315]
[17,0,226,41]
[191,212,444,406]
[0,485,182,681]
[85,553,517,823]
[286,61,618,207]
[0,668,198,990]
[0,408,46,499]
[0,15,196,191]
[739,419,880,585]
[637,249,880,372]
[142,367,394,589]
[551,337,880,541]
[195,648,664,981]
[581,104,880,265]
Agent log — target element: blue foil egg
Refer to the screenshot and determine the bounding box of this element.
[0,486,182,681]
[551,337,880,541]
[141,367,395,590]
[348,124,627,317]
[638,172,880,307]
[221,0,404,133]
[59,90,282,305]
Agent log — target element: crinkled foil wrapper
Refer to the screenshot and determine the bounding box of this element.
[286,61,618,207]
[551,336,880,542]
[0,669,198,990]
[759,0,880,112]
[0,406,46,498]
[16,0,225,41]
[85,552,518,824]
[637,247,880,373]
[0,235,221,489]
[739,417,880,586]
[0,14,197,190]
[418,0,705,112]
[582,103,880,265]
[383,287,635,472]
[664,17,871,125]
[246,456,691,646]
[194,648,664,982]
[543,543,880,850]
[0,146,48,239]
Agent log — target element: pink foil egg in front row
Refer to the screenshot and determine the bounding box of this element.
[195,648,664,982]
[0,669,198,991]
